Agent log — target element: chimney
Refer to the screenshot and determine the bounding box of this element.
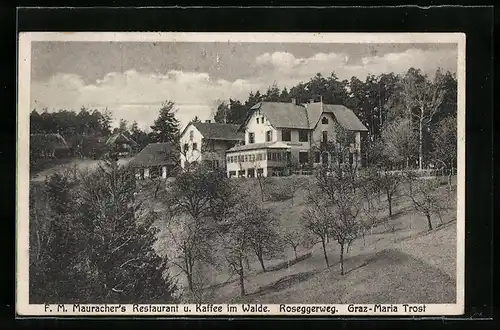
[205,120,211,123]
[291,98,296,105]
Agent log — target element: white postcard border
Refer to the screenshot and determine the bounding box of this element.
[16,32,466,316]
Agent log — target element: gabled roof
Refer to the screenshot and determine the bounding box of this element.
[242,101,368,132]
[306,103,368,131]
[226,141,291,153]
[128,142,177,167]
[182,122,244,141]
[106,132,139,146]
[247,102,310,129]
[30,133,69,149]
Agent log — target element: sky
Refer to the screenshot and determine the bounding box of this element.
[30,41,458,131]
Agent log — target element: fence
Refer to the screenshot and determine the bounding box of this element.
[381,168,457,178]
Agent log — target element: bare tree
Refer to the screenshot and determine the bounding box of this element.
[302,192,332,267]
[163,212,215,293]
[218,197,253,296]
[404,171,445,230]
[246,206,283,272]
[378,170,403,217]
[401,68,446,169]
[164,166,235,293]
[381,117,419,169]
[358,167,384,241]
[282,227,310,260]
[313,157,363,274]
[431,114,457,191]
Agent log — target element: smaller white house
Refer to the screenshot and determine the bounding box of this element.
[179,121,244,170]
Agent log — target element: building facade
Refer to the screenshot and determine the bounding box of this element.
[129,142,177,180]
[179,121,244,170]
[225,100,368,178]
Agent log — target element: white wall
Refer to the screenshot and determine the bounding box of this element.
[245,110,277,144]
[179,124,204,168]
[311,112,337,147]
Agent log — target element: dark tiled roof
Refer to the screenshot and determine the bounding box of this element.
[226,141,291,153]
[247,102,367,132]
[30,133,69,149]
[128,142,177,167]
[307,103,368,131]
[105,132,138,146]
[191,122,244,141]
[250,102,310,129]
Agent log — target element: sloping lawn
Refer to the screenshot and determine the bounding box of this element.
[239,247,455,304]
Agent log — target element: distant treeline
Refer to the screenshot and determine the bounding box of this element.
[31,67,457,169]
[213,68,457,169]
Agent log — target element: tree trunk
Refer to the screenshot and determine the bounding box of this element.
[340,242,345,275]
[426,214,433,231]
[387,192,393,217]
[293,246,298,260]
[187,272,194,292]
[257,176,265,202]
[238,257,245,296]
[245,255,251,271]
[321,238,329,267]
[258,254,266,272]
[419,117,424,170]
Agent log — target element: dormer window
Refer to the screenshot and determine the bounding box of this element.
[322,117,329,125]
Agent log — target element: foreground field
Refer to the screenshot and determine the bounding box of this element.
[152,175,457,304]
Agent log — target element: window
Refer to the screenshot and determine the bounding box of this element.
[229,170,236,178]
[322,131,328,143]
[256,118,260,124]
[299,151,309,164]
[213,160,220,169]
[257,168,264,177]
[322,117,329,124]
[314,151,320,163]
[266,130,273,142]
[189,130,194,140]
[227,156,230,163]
[250,154,255,162]
[238,170,245,177]
[256,153,262,161]
[263,153,266,160]
[193,143,198,150]
[299,130,309,142]
[183,143,189,153]
[247,169,255,178]
[286,151,291,161]
[244,155,248,162]
[281,129,291,142]
[249,132,255,144]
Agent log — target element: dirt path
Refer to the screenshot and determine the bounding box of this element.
[30,157,133,182]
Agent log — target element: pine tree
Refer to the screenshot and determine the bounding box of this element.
[77,160,178,303]
[149,101,180,144]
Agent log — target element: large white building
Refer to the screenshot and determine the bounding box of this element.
[225,99,368,178]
